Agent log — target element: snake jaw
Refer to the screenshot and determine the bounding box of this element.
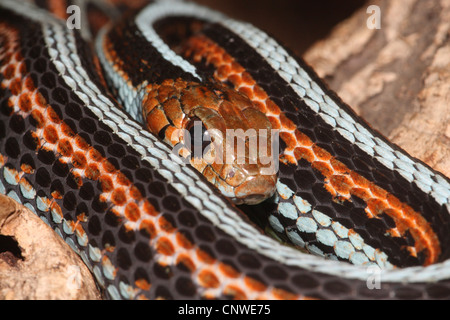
[234,174,277,205]
[142,78,278,204]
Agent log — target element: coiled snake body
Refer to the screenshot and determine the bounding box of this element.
[0,0,449,299]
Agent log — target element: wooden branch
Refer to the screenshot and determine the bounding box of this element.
[304,0,450,177]
[0,194,100,299]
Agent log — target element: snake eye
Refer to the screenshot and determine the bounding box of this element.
[186,118,212,158]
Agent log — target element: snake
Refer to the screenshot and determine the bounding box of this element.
[0,0,449,300]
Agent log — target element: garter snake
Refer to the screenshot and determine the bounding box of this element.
[0,0,449,299]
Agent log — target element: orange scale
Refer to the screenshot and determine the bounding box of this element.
[74,135,89,151]
[57,138,73,157]
[124,202,141,222]
[156,237,175,256]
[196,248,215,265]
[18,92,32,113]
[240,71,255,86]
[252,85,268,101]
[216,65,231,80]
[349,170,370,189]
[280,153,296,165]
[50,201,63,220]
[34,91,47,107]
[102,160,117,174]
[128,185,143,201]
[328,174,354,196]
[267,116,281,129]
[386,227,402,237]
[175,253,196,272]
[157,83,177,101]
[165,126,179,145]
[279,131,298,150]
[30,109,45,128]
[51,190,63,200]
[72,151,87,169]
[142,200,159,217]
[221,52,233,64]
[18,62,26,75]
[294,130,313,147]
[230,61,244,73]
[293,146,315,163]
[98,174,114,192]
[244,276,267,292]
[158,216,176,233]
[3,65,15,79]
[135,279,151,291]
[115,171,131,187]
[71,171,83,188]
[85,163,100,180]
[74,223,86,240]
[312,144,332,161]
[175,232,194,250]
[20,163,34,174]
[218,262,240,279]
[329,158,349,174]
[396,206,419,228]
[366,198,389,217]
[9,78,21,96]
[143,98,158,113]
[76,212,88,223]
[145,108,169,134]
[279,113,296,131]
[65,220,78,234]
[110,188,127,206]
[60,122,75,137]
[24,76,34,92]
[139,219,157,239]
[13,51,23,62]
[18,177,34,194]
[198,269,220,289]
[352,187,372,201]
[312,160,334,177]
[209,56,222,66]
[369,183,388,199]
[87,148,103,162]
[386,193,404,210]
[272,288,298,300]
[324,183,338,198]
[406,246,418,258]
[202,292,218,300]
[252,100,267,113]
[224,285,247,300]
[228,74,242,86]
[43,125,59,145]
[412,227,438,255]
[46,106,61,124]
[238,86,254,100]
[265,99,281,115]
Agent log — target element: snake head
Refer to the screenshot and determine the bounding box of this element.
[143,79,278,205]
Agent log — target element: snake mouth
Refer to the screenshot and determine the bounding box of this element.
[233,174,277,205]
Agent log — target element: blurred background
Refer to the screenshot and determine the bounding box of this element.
[191,0,367,55]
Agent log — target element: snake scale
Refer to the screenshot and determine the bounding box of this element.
[0,0,450,300]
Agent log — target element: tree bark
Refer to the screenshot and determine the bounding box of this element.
[0,194,100,300]
[304,0,450,177]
